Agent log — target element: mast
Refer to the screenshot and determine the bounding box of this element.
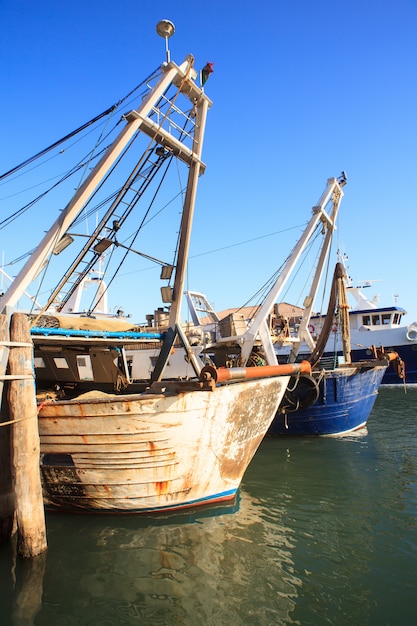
[337,264,351,363]
[287,173,347,362]
[168,100,209,327]
[150,79,210,382]
[238,174,347,366]
[0,46,210,316]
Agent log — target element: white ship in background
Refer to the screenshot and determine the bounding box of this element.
[274,253,417,385]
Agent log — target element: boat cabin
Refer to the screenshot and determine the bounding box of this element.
[309,306,406,336]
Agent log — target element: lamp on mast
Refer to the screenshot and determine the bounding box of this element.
[156,20,175,63]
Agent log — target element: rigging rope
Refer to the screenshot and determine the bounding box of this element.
[0,108,116,182]
[308,262,347,368]
[235,226,322,321]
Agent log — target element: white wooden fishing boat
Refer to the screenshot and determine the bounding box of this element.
[38,368,291,512]
[0,21,300,513]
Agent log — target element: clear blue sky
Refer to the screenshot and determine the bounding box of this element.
[1,0,416,323]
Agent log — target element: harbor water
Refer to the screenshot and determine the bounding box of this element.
[1,386,416,625]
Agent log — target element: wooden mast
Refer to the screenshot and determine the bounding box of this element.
[337,264,352,363]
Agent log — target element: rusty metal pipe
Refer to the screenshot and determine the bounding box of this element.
[200,361,311,384]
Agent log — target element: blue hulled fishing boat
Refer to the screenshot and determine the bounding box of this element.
[186,174,405,437]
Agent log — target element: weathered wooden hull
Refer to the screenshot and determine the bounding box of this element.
[38,376,289,513]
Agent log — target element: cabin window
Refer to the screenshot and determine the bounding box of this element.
[381,314,391,325]
[150,356,170,367]
[372,314,381,325]
[393,313,401,325]
[362,315,371,326]
[76,355,94,381]
[53,357,70,369]
[34,357,46,368]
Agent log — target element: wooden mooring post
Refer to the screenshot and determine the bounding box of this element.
[7,312,47,557]
[0,313,15,542]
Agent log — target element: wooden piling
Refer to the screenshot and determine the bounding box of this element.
[8,312,47,558]
[0,313,15,543]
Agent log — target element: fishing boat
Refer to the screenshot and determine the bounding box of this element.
[276,258,417,386]
[268,261,404,436]
[0,22,300,513]
[186,174,405,436]
[188,267,417,388]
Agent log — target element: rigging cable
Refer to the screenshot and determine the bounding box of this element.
[85,152,175,314]
[235,226,322,321]
[0,67,162,182]
[0,149,107,231]
[80,62,199,313]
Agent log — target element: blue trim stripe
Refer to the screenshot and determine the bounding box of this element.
[46,489,238,515]
[31,327,162,339]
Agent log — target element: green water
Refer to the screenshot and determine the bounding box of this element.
[1,386,416,625]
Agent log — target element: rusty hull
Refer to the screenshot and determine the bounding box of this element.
[38,375,289,513]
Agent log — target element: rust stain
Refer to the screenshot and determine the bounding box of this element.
[218,380,282,481]
[155,481,171,495]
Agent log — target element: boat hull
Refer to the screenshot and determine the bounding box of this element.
[268,365,387,436]
[38,376,289,513]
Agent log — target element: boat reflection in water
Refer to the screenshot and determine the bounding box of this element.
[7,492,298,625]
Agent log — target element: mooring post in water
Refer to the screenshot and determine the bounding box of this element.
[8,312,47,557]
[0,313,16,543]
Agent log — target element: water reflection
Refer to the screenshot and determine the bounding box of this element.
[12,552,46,626]
[1,387,416,625]
[0,490,299,625]
[244,388,417,625]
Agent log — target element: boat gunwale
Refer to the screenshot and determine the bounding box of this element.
[37,373,290,408]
